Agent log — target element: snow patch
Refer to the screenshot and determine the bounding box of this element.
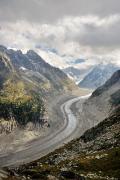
[20,66,27,71]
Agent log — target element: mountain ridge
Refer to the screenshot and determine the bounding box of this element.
[79,63,120,89]
[0,45,77,97]
[0,45,78,137]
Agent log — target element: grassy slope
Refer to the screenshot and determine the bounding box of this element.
[0,78,45,126]
[0,53,45,126]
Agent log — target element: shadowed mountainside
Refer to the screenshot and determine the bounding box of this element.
[81,70,120,128]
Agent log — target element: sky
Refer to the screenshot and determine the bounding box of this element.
[0,0,120,68]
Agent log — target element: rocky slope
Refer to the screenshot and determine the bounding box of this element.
[79,63,120,89]
[0,51,46,134]
[80,70,120,130]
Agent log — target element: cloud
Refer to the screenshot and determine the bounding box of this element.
[0,0,120,23]
[0,0,120,67]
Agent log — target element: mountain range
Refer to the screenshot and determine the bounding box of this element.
[0,45,77,134]
[79,63,120,89]
[0,45,120,179]
[0,45,76,97]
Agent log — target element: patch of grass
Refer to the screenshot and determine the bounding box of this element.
[0,81,45,126]
[58,147,120,178]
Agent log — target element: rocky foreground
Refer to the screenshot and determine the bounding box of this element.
[1,105,119,180]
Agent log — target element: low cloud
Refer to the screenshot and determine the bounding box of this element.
[0,0,120,22]
[0,14,120,67]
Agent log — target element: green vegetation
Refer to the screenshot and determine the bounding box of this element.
[0,80,45,126]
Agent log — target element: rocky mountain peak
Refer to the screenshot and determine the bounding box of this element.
[26,50,43,60]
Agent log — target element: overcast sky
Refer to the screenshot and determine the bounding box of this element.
[0,0,120,67]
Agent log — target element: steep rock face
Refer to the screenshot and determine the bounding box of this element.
[81,70,120,128]
[25,50,72,92]
[91,70,120,97]
[79,63,120,89]
[0,52,15,87]
[0,46,76,96]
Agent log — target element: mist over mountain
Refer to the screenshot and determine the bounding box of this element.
[0,45,76,97]
[63,66,91,84]
[79,63,120,89]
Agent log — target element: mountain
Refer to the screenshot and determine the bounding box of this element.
[36,45,86,69]
[63,66,91,84]
[0,45,77,134]
[80,70,120,131]
[0,45,76,97]
[79,63,120,89]
[0,50,46,133]
[91,70,120,98]
[34,47,69,68]
[9,71,120,180]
